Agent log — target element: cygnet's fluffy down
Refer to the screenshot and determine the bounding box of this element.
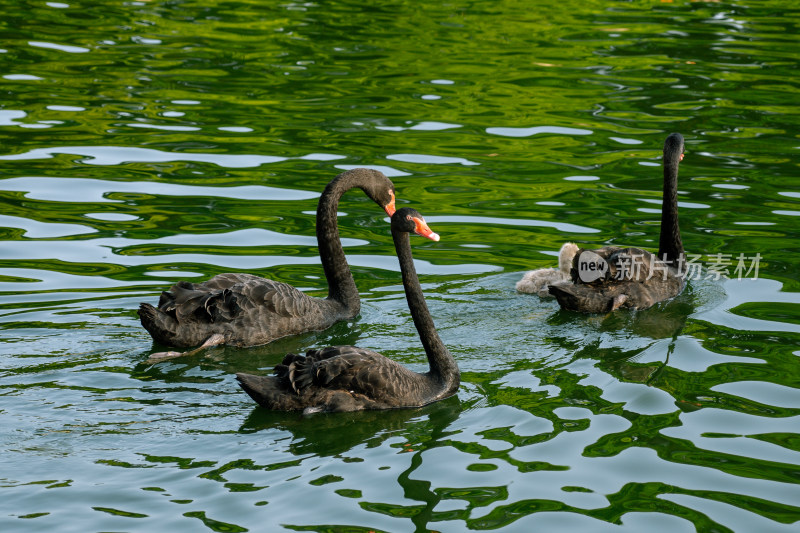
[516,242,579,297]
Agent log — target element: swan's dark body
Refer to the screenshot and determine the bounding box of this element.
[548,133,687,313]
[236,208,460,414]
[138,168,396,349]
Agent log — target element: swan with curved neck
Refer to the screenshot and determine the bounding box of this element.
[236,207,460,413]
[138,168,396,359]
[541,133,687,313]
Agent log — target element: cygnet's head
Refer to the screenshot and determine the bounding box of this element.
[558,242,580,275]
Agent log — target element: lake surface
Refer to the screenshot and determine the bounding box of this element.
[2,1,800,531]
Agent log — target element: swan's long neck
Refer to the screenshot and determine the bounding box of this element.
[392,230,459,392]
[317,174,361,314]
[658,153,684,269]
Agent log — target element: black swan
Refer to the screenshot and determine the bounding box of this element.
[138,168,397,360]
[235,207,460,413]
[547,133,686,313]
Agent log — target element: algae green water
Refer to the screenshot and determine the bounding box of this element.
[2,1,800,531]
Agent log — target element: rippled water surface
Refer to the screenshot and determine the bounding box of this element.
[2,0,800,531]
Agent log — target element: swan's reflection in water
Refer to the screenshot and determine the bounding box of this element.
[238,395,463,457]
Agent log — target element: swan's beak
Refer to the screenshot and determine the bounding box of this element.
[680,153,685,162]
[412,217,440,242]
[383,191,396,217]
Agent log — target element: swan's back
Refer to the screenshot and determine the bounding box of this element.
[139,273,345,348]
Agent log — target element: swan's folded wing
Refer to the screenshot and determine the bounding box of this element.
[232,277,318,318]
[294,346,420,401]
[304,346,378,387]
[162,274,319,324]
[157,279,239,323]
[158,273,256,322]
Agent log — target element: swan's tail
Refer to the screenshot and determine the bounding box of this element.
[236,372,305,411]
[138,303,179,344]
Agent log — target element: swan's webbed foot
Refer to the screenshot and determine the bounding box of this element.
[145,350,184,363]
[144,333,226,364]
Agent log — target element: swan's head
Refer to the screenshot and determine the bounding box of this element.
[392,207,440,242]
[353,168,396,216]
[664,133,685,164]
[383,189,396,216]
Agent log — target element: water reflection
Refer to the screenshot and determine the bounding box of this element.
[239,397,463,458]
[0,145,349,167]
[2,0,800,531]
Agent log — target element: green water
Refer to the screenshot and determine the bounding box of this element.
[2,0,800,531]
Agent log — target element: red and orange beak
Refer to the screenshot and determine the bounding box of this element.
[680,153,685,162]
[412,216,440,242]
[383,191,396,217]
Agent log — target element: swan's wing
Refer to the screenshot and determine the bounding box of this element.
[161,274,317,324]
[229,277,318,319]
[287,345,420,401]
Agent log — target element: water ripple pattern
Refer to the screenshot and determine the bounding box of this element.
[1,1,799,532]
